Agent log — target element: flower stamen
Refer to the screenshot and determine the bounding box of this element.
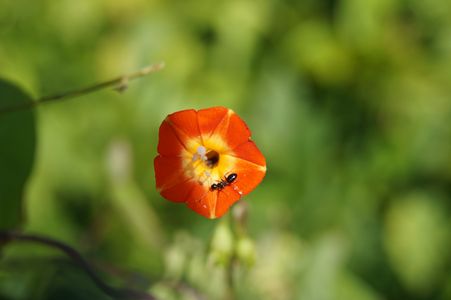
[192,145,207,162]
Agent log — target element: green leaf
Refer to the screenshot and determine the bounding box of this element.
[0,79,36,229]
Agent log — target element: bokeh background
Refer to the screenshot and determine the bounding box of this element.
[1,0,451,299]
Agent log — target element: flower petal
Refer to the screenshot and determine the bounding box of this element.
[223,113,252,148]
[158,109,203,156]
[198,107,252,149]
[230,141,266,166]
[167,109,201,139]
[154,155,186,192]
[157,120,187,156]
[215,187,242,218]
[197,106,229,140]
[160,179,195,203]
[186,184,215,218]
[229,158,266,196]
[184,184,242,219]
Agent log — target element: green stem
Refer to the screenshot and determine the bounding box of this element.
[0,62,165,115]
[225,256,236,300]
[224,212,236,300]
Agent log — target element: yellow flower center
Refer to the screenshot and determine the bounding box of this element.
[182,135,236,187]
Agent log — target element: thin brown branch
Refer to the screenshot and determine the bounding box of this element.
[0,62,165,115]
[0,231,156,300]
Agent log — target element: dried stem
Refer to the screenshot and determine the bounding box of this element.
[0,231,156,300]
[0,62,165,115]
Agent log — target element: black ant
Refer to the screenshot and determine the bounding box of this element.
[210,173,237,191]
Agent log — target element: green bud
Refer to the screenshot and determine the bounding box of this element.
[209,220,234,266]
[236,236,256,268]
[164,245,186,279]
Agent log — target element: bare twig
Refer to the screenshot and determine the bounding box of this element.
[0,231,156,300]
[0,62,165,115]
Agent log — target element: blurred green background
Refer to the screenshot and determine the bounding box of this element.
[1,0,451,299]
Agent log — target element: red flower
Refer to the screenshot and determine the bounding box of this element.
[154,107,266,219]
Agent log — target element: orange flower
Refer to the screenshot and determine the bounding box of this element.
[154,107,266,219]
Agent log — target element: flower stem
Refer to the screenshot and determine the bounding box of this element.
[224,201,251,300]
[0,231,156,300]
[224,213,236,300]
[0,62,165,115]
[225,256,236,300]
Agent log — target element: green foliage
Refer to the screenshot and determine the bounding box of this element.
[0,79,36,229]
[1,0,451,299]
[384,193,449,295]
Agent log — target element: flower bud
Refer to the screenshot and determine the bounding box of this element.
[209,220,234,266]
[236,236,256,268]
